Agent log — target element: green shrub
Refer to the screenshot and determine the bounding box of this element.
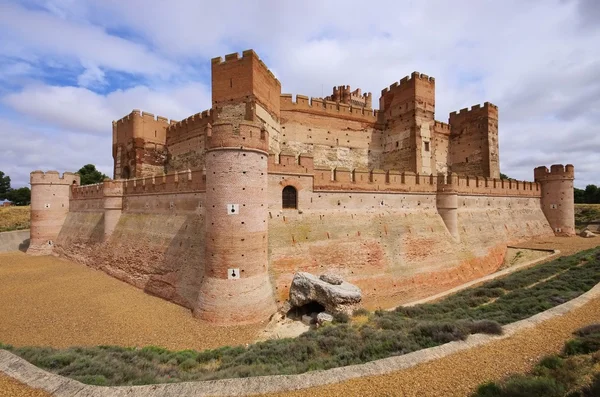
[500,375,565,397]
[462,320,503,335]
[574,324,600,337]
[352,308,370,317]
[179,358,197,371]
[564,334,600,356]
[472,382,502,397]
[333,312,350,323]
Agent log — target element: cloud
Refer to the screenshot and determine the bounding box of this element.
[3,82,211,136]
[0,0,599,189]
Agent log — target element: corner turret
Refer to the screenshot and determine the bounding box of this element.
[195,120,276,324]
[534,164,575,236]
[27,171,80,255]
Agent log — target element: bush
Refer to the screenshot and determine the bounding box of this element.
[332,312,350,324]
[352,308,370,317]
[563,336,600,356]
[472,382,502,397]
[462,320,503,336]
[574,324,600,337]
[500,375,565,397]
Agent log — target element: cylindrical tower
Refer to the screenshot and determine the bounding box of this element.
[534,164,575,236]
[28,171,80,255]
[436,173,460,241]
[103,179,124,241]
[195,121,276,325]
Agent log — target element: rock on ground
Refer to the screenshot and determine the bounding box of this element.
[580,229,596,238]
[289,272,362,315]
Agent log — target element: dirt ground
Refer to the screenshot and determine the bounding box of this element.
[0,252,263,351]
[0,235,599,396]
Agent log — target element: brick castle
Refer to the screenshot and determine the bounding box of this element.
[27,50,575,325]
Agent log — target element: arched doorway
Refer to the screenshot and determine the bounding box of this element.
[282,186,298,209]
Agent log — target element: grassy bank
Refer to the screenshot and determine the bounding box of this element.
[575,204,600,228]
[0,205,29,232]
[472,324,600,397]
[1,246,600,386]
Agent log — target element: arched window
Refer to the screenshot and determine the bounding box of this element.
[122,166,130,179]
[282,186,298,209]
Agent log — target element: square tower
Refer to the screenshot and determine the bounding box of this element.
[378,72,436,174]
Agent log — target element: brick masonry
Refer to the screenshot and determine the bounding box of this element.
[28,49,576,324]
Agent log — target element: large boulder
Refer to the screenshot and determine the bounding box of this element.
[289,272,362,315]
[581,229,597,238]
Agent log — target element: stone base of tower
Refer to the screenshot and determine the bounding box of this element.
[193,274,277,325]
[26,241,55,256]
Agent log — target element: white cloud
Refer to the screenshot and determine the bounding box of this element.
[0,0,599,189]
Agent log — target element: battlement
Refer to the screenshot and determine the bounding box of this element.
[309,167,540,197]
[205,121,268,152]
[449,102,498,122]
[71,182,104,199]
[211,49,281,88]
[434,121,451,134]
[380,71,435,96]
[166,109,213,145]
[534,164,575,181]
[268,151,314,174]
[30,170,80,185]
[123,169,206,195]
[280,94,379,121]
[113,109,172,126]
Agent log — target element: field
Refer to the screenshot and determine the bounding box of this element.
[575,204,600,229]
[2,245,600,387]
[0,205,30,232]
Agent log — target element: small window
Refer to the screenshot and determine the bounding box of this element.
[465,157,469,163]
[282,186,298,209]
[424,142,430,152]
[396,141,399,148]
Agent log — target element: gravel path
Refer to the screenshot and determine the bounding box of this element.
[0,252,263,351]
[0,373,50,397]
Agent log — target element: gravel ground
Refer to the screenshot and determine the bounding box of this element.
[0,373,50,397]
[0,252,263,351]
[0,236,598,396]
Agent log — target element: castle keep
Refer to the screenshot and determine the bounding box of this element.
[28,50,575,325]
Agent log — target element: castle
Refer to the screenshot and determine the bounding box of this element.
[27,50,575,325]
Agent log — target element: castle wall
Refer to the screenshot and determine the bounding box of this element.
[54,172,207,310]
[279,94,382,170]
[165,111,212,173]
[433,121,451,174]
[266,184,553,309]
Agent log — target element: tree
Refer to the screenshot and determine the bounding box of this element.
[77,164,108,185]
[574,187,585,204]
[0,171,11,200]
[6,187,31,206]
[500,173,512,180]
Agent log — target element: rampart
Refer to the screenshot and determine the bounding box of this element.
[434,121,451,135]
[380,71,435,113]
[206,121,269,152]
[280,94,380,123]
[449,102,498,124]
[165,110,212,146]
[211,50,281,119]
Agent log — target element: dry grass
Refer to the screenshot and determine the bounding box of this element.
[575,204,600,228]
[0,206,30,232]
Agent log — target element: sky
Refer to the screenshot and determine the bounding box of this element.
[0,0,598,189]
